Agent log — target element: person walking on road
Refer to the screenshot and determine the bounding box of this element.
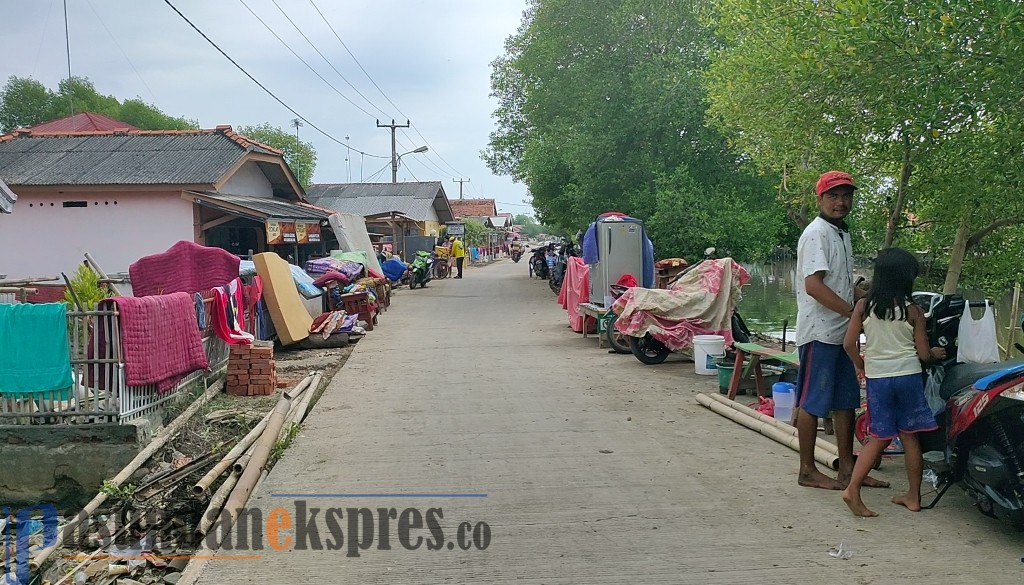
[451,236,466,279]
[842,248,945,516]
[794,170,888,491]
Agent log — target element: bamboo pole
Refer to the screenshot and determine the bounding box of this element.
[277,374,315,442]
[30,380,224,571]
[292,372,323,425]
[192,415,270,497]
[84,252,122,296]
[704,393,839,456]
[206,391,292,550]
[232,451,254,475]
[696,393,839,470]
[1006,282,1021,360]
[196,470,240,537]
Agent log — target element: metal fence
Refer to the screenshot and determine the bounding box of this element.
[0,297,228,426]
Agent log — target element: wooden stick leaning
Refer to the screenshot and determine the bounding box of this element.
[195,470,241,537]
[292,372,323,426]
[31,380,225,571]
[696,393,840,470]
[704,393,840,456]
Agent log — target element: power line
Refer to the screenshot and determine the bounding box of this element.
[306,0,469,178]
[237,0,377,119]
[84,0,161,107]
[161,0,387,159]
[269,0,392,121]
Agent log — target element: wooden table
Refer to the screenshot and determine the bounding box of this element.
[726,342,800,400]
[578,303,615,348]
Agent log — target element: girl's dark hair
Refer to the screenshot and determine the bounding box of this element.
[866,247,920,320]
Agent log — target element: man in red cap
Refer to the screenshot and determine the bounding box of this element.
[793,171,888,490]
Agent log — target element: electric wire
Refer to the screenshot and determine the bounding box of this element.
[306,0,469,178]
[237,0,377,119]
[161,0,387,159]
[84,0,161,107]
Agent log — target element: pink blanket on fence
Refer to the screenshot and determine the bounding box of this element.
[101,293,208,393]
[610,258,749,352]
[557,257,592,333]
[130,240,240,297]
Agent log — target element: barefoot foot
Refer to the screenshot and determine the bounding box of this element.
[799,469,844,490]
[892,493,921,512]
[838,473,890,489]
[842,489,879,517]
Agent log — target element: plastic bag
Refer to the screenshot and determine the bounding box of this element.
[957,301,999,364]
[924,366,946,415]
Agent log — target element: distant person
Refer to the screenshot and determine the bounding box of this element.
[451,236,466,278]
[794,170,887,491]
[842,248,945,517]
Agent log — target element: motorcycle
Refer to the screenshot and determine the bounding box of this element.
[548,239,581,294]
[529,245,550,280]
[407,250,433,290]
[898,292,1024,529]
[511,248,523,263]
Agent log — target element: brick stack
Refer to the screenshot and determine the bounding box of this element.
[226,341,277,396]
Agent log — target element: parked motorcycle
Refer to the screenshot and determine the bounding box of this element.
[548,239,580,294]
[897,292,1024,529]
[529,246,550,280]
[407,250,433,290]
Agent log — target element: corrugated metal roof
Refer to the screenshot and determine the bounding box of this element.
[191,192,331,220]
[305,181,454,222]
[28,112,140,133]
[0,132,261,186]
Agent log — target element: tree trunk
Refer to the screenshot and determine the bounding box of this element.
[943,215,971,294]
[882,136,912,249]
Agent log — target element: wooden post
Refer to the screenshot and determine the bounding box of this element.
[1007,282,1021,360]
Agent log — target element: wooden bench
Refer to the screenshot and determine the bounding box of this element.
[727,342,800,400]
[578,303,615,348]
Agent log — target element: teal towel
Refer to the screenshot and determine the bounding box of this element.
[0,303,74,397]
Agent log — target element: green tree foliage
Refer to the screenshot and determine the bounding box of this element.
[0,76,196,133]
[238,123,318,189]
[462,219,488,247]
[512,213,556,238]
[705,0,1024,292]
[484,0,786,262]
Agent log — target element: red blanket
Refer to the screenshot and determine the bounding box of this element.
[557,257,593,333]
[130,240,240,297]
[102,293,209,393]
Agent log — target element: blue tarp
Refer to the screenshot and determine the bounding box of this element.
[582,213,655,288]
[381,258,408,282]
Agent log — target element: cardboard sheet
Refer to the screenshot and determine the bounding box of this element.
[327,213,384,276]
[253,252,312,346]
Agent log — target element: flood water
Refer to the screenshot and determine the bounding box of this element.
[738,260,1024,356]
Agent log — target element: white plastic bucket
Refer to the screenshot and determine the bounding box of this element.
[693,335,726,375]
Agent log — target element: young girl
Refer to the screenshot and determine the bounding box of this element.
[841,247,945,517]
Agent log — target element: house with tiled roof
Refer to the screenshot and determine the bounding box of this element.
[0,115,331,280]
[26,111,140,133]
[449,198,497,221]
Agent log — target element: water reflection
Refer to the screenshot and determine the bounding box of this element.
[738,260,1024,355]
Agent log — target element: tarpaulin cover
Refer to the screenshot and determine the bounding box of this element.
[327,213,384,277]
[557,256,592,333]
[611,258,749,351]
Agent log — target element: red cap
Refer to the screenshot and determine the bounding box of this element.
[815,171,857,197]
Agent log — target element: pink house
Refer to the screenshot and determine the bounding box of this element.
[0,117,330,281]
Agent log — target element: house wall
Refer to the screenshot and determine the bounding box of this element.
[0,191,195,279]
[220,161,273,198]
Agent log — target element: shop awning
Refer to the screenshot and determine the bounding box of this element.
[184,191,331,222]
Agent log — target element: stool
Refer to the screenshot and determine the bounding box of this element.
[340,291,376,331]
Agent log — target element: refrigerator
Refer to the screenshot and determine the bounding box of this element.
[589,217,645,306]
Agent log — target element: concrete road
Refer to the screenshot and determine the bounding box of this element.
[193,259,1024,584]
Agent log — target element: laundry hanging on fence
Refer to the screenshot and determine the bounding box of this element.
[129,240,239,297]
[211,278,256,345]
[0,303,73,397]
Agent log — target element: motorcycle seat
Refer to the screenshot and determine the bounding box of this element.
[940,360,1024,400]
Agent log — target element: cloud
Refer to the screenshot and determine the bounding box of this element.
[0,0,532,214]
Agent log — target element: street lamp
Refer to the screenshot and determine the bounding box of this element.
[392,146,428,183]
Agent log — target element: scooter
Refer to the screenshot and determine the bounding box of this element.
[529,246,550,280]
[407,250,433,290]
[908,292,1024,529]
[548,239,580,294]
[511,247,524,263]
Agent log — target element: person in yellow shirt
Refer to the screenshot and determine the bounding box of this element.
[450,236,466,278]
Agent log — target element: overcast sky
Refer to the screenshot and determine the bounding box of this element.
[0,0,532,215]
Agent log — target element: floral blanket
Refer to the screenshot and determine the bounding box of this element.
[610,258,749,352]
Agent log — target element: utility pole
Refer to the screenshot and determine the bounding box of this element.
[453,178,470,199]
[377,119,410,183]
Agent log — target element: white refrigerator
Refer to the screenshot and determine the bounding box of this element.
[589,217,645,306]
